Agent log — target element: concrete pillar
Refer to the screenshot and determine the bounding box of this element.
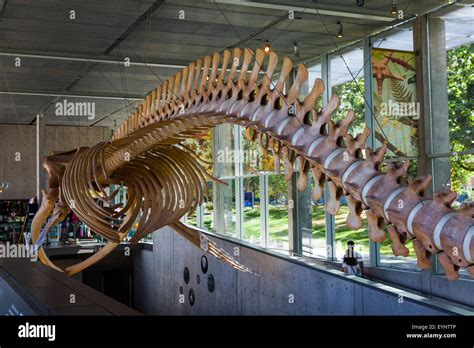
[287,67,312,255]
[288,174,297,253]
[36,113,45,203]
[196,205,204,228]
[414,16,450,192]
[212,127,222,232]
[413,15,451,286]
[363,37,376,150]
[287,69,297,253]
[260,174,269,247]
[235,125,243,240]
[414,16,429,179]
[235,177,243,240]
[288,173,312,255]
[427,17,451,192]
[363,37,379,267]
[322,53,336,260]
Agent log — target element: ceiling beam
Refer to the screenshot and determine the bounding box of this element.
[211,0,395,22]
[0,51,186,69]
[0,90,143,101]
[0,0,6,15]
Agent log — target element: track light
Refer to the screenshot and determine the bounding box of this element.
[293,42,300,58]
[391,0,398,15]
[337,22,344,38]
[264,40,271,53]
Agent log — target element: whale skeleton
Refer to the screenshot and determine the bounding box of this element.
[31,47,473,280]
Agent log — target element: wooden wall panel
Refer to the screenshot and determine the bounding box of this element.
[0,124,109,200]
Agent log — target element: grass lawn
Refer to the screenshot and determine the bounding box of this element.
[199,204,415,259]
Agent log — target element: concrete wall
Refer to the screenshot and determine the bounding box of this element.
[133,227,472,315]
[0,124,109,199]
[365,266,474,308]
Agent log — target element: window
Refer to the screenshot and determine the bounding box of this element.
[214,123,238,238]
[203,181,214,232]
[216,178,237,238]
[215,123,236,178]
[309,173,328,258]
[209,115,290,251]
[183,129,213,228]
[330,45,370,262]
[430,6,473,278]
[242,176,261,245]
[298,60,328,259]
[267,173,289,251]
[371,27,420,270]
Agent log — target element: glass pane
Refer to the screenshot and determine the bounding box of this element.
[371,25,418,159]
[184,129,213,228]
[446,42,473,196]
[306,172,327,259]
[330,44,369,262]
[379,235,417,269]
[242,128,262,174]
[310,207,327,258]
[215,123,235,178]
[203,181,214,232]
[217,178,236,237]
[334,209,370,262]
[308,60,323,112]
[242,176,261,245]
[436,8,473,278]
[330,47,365,87]
[242,127,283,174]
[371,26,421,270]
[267,174,289,251]
[330,44,366,135]
[186,209,197,227]
[379,160,418,269]
[185,129,213,175]
[331,77,366,136]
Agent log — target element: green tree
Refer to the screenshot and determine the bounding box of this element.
[268,174,287,201]
[447,43,473,194]
[331,78,366,137]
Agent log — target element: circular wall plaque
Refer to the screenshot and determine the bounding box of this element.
[207,274,215,293]
[200,255,208,274]
[183,267,190,284]
[188,288,195,306]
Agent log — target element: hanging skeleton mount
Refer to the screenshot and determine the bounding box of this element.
[31,48,473,279]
